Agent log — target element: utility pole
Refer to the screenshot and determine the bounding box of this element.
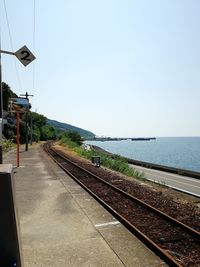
[30,112,33,145]
[20,92,33,151]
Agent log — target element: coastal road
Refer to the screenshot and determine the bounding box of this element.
[129,164,200,198]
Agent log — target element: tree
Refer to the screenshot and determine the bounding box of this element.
[67,130,82,146]
[30,112,46,128]
[2,82,76,144]
[2,124,15,140]
[40,125,57,141]
[2,82,18,111]
[25,112,47,142]
[32,127,40,142]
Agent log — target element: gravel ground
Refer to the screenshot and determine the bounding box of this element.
[54,144,200,231]
[51,143,200,266]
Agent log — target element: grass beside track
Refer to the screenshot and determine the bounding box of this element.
[2,139,15,152]
[59,138,144,180]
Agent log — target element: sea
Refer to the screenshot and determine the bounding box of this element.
[85,137,200,172]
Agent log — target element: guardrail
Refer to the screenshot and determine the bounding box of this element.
[126,158,200,180]
[0,164,23,267]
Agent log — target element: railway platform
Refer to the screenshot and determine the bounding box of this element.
[4,143,166,267]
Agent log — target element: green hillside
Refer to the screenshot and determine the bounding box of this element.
[47,118,95,139]
[2,81,95,143]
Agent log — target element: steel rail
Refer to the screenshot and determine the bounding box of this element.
[44,142,199,267]
[45,143,200,240]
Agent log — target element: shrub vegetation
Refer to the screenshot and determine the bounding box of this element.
[75,146,144,180]
[60,131,82,148]
[59,134,144,180]
[2,81,144,181]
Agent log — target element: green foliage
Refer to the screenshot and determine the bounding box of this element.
[3,109,59,143]
[2,138,14,152]
[75,147,144,180]
[75,147,94,158]
[56,129,65,140]
[47,118,95,139]
[67,131,82,145]
[32,127,40,142]
[28,112,57,141]
[60,138,78,149]
[31,112,46,128]
[2,82,18,111]
[3,124,15,140]
[40,125,57,141]
[60,130,82,147]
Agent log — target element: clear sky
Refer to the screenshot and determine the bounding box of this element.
[1,0,200,137]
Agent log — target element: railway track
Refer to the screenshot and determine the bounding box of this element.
[44,142,200,267]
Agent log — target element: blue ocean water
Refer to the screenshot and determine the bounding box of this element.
[85,137,200,172]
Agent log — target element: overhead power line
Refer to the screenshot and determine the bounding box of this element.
[3,0,22,90]
[32,0,36,109]
[3,0,14,52]
[32,0,36,91]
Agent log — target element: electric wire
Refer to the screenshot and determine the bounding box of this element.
[2,1,36,107]
[3,0,13,52]
[32,0,36,93]
[3,0,22,91]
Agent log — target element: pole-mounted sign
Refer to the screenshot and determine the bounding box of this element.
[0,45,36,164]
[15,45,36,66]
[0,45,36,67]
